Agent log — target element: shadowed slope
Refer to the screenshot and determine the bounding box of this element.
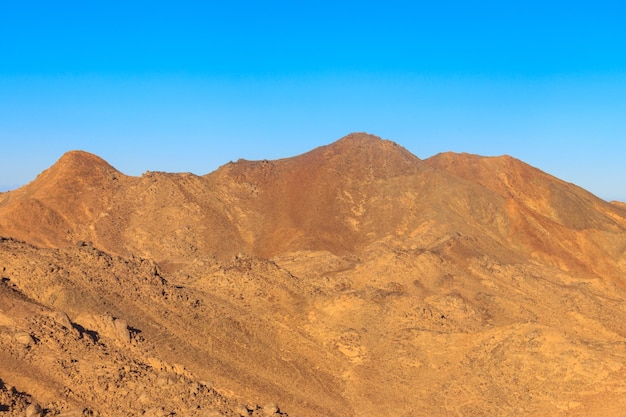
[426,152,626,277]
[425,152,626,230]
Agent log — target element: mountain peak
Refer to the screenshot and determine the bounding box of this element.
[11,150,123,203]
[220,132,424,184]
[53,150,119,174]
[305,132,423,175]
[327,132,412,153]
[335,131,385,144]
[30,150,121,187]
[425,151,545,194]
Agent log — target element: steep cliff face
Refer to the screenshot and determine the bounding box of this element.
[1,133,626,417]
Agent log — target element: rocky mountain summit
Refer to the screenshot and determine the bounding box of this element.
[1,133,626,416]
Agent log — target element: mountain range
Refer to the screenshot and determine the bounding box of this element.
[1,133,626,416]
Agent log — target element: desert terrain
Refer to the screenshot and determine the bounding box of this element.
[1,133,626,416]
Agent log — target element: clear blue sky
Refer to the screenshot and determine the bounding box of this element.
[1,1,625,201]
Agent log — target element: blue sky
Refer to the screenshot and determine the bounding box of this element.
[1,1,625,201]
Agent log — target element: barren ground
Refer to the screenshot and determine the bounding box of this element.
[1,133,626,416]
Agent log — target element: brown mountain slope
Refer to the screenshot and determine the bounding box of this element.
[3,133,624,278]
[0,151,123,248]
[426,152,626,278]
[207,133,436,257]
[0,133,520,264]
[612,200,626,209]
[2,133,626,416]
[425,151,626,231]
[0,133,454,262]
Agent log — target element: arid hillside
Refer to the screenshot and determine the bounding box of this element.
[1,133,626,416]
